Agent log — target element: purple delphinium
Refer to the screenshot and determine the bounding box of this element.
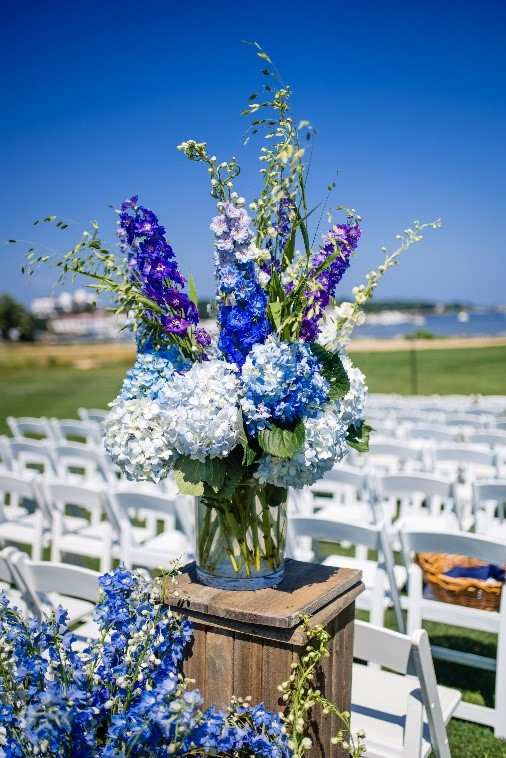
[117,198,211,352]
[211,199,271,366]
[299,223,361,342]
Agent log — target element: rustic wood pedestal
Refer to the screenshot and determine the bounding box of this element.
[165,559,363,758]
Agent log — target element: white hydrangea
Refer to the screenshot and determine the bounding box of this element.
[254,403,349,488]
[103,397,178,482]
[158,359,240,462]
[336,352,368,427]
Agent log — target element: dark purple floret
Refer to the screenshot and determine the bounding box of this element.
[118,197,206,351]
[298,222,362,342]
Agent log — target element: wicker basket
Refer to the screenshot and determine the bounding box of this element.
[416,553,504,612]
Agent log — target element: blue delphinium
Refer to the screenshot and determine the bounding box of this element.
[117,197,211,351]
[0,569,294,758]
[240,336,329,436]
[211,196,271,366]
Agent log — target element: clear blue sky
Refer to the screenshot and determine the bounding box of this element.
[2,0,505,308]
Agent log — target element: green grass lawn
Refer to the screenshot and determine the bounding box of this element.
[1,343,505,754]
[350,345,506,396]
[0,344,504,435]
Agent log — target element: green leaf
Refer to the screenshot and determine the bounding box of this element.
[236,413,257,466]
[188,271,198,306]
[257,51,272,63]
[173,469,204,496]
[309,343,350,400]
[174,456,226,494]
[205,447,246,500]
[258,420,305,459]
[346,421,373,453]
[268,301,283,332]
[43,216,57,223]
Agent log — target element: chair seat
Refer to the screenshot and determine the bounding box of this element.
[122,529,193,570]
[56,522,113,558]
[323,554,407,598]
[351,662,461,758]
[40,594,95,626]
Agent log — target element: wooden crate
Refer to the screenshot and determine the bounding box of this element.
[164,559,364,758]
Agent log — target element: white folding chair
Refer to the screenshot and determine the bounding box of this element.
[9,549,100,642]
[49,441,115,484]
[0,471,50,560]
[287,515,405,631]
[472,479,506,539]
[407,425,463,445]
[41,480,114,572]
[309,464,376,524]
[400,527,506,738]
[373,472,469,538]
[351,620,461,757]
[106,489,194,571]
[78,407,108,424]
[6,416,54,440]
[1,438,58,478]
[360,441,428,476]
[49,417,103,446]
[0,546,27,612]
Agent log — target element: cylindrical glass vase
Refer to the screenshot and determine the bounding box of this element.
[195,480,287,590]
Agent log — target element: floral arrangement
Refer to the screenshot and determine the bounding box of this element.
[0,565,364,757]
[20,44,440,582]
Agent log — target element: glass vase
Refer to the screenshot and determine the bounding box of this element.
[195,480,288,590]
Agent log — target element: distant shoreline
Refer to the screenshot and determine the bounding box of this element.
[348,336,506,352]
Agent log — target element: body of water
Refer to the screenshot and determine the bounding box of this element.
[352,310,506,339]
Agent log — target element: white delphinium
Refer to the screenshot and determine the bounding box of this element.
[158,359,240,462]
[318,303,366,352]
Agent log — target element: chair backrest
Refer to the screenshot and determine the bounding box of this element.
[6,416,54,440]
[288,515,404,631]
[363,441,428,475]
[49,441,113,483]
[407,424,462,443]
[3,438,57,478]
[465,431,506,448]
[472,479,506,523]
[40,479,106,520]
[9,550,100,618]
[353,620,456,758]
[78,407,108,423]
[373,473,458,525]
[309,464,375,518]
[49,418,102,446]
[0,470,50,521]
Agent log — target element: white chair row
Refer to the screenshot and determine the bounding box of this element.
[288,512,506,739]
[7,414,104,446]
[0,546,101,643]
[0,471,195,572]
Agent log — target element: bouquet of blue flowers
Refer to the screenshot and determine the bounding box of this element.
[22,45,439,585]
[0,566,295,757]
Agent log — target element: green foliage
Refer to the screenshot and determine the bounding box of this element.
[258,419,305,458]
[0,294,43,342]
[309,343,350,400]
[346,421,372,453]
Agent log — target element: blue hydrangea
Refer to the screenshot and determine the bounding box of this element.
[117,350,190,403]
[240,336,329,435]
[254,353,367,488]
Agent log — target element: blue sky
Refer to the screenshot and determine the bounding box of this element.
[2,0,505,308]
